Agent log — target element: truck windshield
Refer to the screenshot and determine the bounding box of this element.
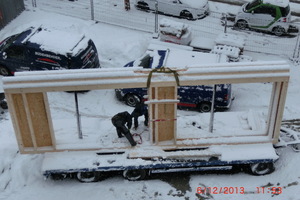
[280,5,290,17]
[245,0,261,11]
[0,34,19,52]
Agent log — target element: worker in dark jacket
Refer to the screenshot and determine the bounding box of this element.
[111,111,136,146]
[131,101,149,129]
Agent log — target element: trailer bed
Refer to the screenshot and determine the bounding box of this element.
[42,143,278,179]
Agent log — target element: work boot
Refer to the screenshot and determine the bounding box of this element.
[124,132,137,147]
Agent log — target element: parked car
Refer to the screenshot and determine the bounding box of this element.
[135,0,209,20]
[235,0,294,36]
[0,26,100,76]
[115,49,233,112]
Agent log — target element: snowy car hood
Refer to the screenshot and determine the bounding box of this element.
[180,0,208,8]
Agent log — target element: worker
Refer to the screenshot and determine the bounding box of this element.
[111,111,136,146]
[131,101,148,130]
[124,0,130,11]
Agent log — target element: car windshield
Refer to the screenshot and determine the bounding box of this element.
[280,5,290,17]
[245,0,261,11]
[0,34,19,52]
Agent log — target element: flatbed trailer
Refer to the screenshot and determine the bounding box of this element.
[42,143,278,182]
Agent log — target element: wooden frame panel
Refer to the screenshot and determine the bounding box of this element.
[3,61,290,154]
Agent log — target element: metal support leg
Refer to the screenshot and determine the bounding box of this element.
[75,92,83,139]
[209,85,216,133]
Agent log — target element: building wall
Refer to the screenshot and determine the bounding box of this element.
[0,0,24,29]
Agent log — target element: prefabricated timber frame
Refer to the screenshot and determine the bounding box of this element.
[3,61,290,154]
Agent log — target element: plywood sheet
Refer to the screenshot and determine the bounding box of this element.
[12,94,33,148]
[26,93,53,147]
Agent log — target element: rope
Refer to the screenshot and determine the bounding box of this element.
[147,67,180,88]
[132,132,143,144]
[151,118,177,122]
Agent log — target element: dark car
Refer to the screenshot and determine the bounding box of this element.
[0,79,7,110]
[0,26,100,76]
[0,93,7,110]
[115,49,233,112]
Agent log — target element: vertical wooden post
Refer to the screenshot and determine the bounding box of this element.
[149,85,178,145]
[267,81,289,143]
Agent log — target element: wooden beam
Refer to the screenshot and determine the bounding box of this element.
[3,61,289,93]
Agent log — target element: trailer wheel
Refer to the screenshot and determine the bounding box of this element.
[123,169,147,181]
[76,171,101,183]
[249,163,274,176]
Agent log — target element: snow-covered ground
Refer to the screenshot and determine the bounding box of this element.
[1,3,300,200]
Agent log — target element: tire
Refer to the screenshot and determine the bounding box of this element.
[248,163,275,176]
[0,66,11,76]
[198,102,212,112]
[236,20,248,30]
[76,171,101,183]
[180,10,193,20]
[0,101,8,109]
[123,169,147,181]
[124,94,141,107]
[291,143,300,152]
[273,26,285,36]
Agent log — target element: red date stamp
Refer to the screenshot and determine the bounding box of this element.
[196,187,245,194]
[196,186,283,195]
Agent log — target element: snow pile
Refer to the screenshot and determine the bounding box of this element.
[159,18,190,38]
[159,18,192,45]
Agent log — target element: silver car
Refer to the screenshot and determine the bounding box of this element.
[135,0,209,19]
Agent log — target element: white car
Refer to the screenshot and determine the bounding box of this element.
[235,0,292,36]
[135,0,209,19]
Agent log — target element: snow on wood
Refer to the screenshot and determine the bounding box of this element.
[3,61,290,93]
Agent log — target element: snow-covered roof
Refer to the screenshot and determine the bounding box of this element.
[164,49,225,67]
[180,0,207,8]
[263,0,289,7]
[159,18,190,38]
[27,27,87,56]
